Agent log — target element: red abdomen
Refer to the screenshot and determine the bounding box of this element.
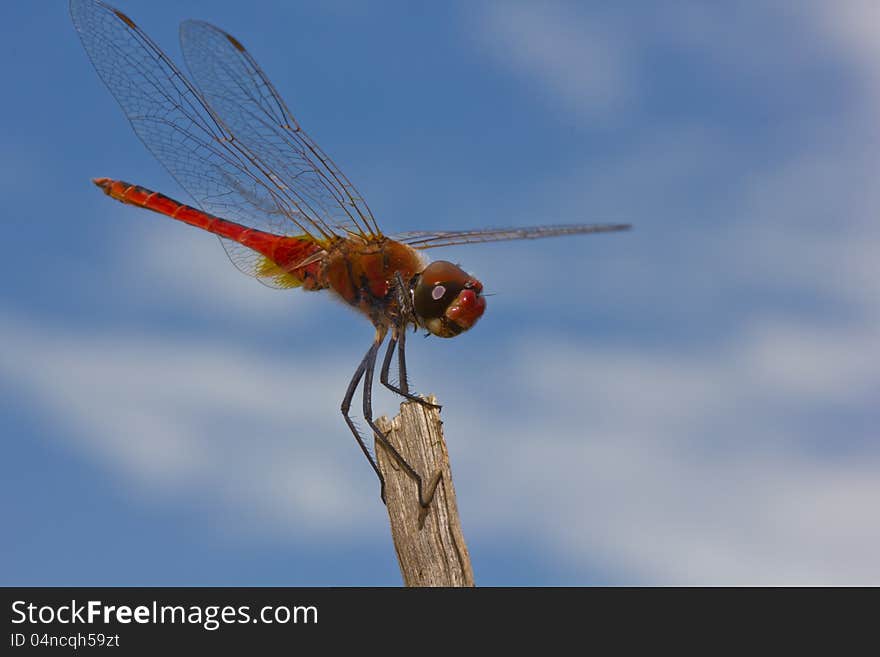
[93,178,325,288]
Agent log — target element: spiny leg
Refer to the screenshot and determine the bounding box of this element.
[397,325,410,395]
[379,330,398,391]
[379,328,439,408]
[364,327,438,509]
[379,272,440,410]
[341,333,386,503]
[396,327,440,411]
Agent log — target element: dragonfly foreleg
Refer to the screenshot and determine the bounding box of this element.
[379,329,436,408]
[379,272,441,410]
[396,326,410,396]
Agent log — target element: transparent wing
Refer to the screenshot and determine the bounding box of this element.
[179,19,380,240]
[70,0,339,287]
[395,223,631,249]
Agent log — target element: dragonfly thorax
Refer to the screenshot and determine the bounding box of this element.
[322,237,425,325]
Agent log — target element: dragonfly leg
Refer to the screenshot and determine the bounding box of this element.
[397,326,410,395]
[365,327,438,510]
[379,272,441,410]
[379,329,441,409]
[341,333,387,503]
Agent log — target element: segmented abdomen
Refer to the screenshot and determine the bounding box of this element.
[93,178,326,289]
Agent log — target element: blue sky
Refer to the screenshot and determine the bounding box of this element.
[2,0,878,585]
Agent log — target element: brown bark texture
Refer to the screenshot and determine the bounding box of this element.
[375,396,475,587]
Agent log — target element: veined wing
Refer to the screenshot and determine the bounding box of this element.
[179,20,381,241]
[70,0,340,288]
[395,223,631,249]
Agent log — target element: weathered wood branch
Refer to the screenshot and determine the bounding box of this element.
[375,396,475,587]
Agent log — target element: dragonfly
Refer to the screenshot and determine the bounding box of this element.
[70,0,630,509]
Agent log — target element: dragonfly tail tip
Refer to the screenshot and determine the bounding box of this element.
[92,177,114,195]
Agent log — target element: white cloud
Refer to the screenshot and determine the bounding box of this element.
[469,0,880,329]
[449,0,880,583]
[4,304,878,583]
[448,319,880,584]
[741,319,880,403]
[472,1,636,121]
[816,0,880,98]
[0,314,384,538]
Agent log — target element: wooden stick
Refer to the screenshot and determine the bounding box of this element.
[375,395,475,587]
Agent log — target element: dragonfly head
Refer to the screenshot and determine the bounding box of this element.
[412,261,486,338]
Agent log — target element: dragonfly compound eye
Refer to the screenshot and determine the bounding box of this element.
[414,261,486,338]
